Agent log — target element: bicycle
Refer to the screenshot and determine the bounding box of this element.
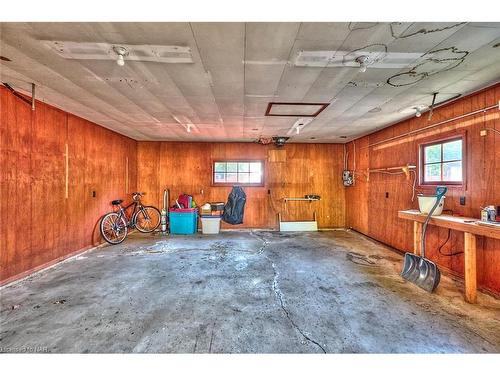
[100,192,161,244]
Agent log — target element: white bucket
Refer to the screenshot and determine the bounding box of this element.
[201,216,221,234]
[417,195,445,216]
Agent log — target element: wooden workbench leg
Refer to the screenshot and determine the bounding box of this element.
[413,221,422,256]
[464,232,477,304]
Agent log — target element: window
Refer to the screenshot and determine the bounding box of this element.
[420,137,464,185]
[213,161,264,186]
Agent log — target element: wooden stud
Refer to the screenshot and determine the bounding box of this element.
[125,156,129,194]
[464,232,477,304]
[64,143,69,199]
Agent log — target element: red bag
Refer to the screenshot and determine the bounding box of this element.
[177,194,192,209]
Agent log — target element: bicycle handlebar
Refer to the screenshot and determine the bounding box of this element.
[131,192,146,202]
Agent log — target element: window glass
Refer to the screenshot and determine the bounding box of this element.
[226,163,238,173]
[421,138,463,184]
[214,162,226,172]
[424,164,441,182]
[249,173,261,183]
[226,173,238,183]
[443,140,462,161]
[214,173,225,183]
[213,161,264,185]
[443,161,462,181]
[238,162,250,173]
[424,144,441,163]
[249,162,262,173]
[238,173,249,183]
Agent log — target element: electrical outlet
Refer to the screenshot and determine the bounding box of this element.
[460,196,466,206]
[480,129,487,137]
[385,192,389,198]
[92,191,96,198]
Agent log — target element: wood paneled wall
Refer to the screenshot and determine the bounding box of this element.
[345,83,500,295]
[0,86,137,284]
[136,142,346,229]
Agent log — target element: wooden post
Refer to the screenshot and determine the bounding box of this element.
[413,221,422,256]
[464,232,477,304]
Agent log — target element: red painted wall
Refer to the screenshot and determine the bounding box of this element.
[345,83,500,296]
[0,86,137,284]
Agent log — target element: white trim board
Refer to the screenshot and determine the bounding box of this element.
[279,221,318,232]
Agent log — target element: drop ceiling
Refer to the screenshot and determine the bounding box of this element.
[0,22,499,142]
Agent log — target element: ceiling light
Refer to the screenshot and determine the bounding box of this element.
[287,117,313,136]
[398,104,428,117]
[116,54,125,66]
[113,46,129,67]
[272,136,289,147]
[355,55,370,73]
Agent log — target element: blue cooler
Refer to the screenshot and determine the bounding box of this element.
[169,208,198,234]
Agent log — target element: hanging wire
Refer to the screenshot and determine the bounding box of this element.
[437,228,464,256]
[364,169,417,201]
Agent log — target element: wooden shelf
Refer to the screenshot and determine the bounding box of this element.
[284,197,320,202]
[399,209,500,304]
[398,209,500,240]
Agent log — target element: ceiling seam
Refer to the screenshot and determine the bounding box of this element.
[243,22,247,138]
[189,22,225,136]
[325,22,473,133]
[1,47,152,140]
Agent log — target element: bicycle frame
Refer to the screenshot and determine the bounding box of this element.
[115,200,151,228]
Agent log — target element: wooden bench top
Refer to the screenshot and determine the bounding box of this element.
[398,209,500,240]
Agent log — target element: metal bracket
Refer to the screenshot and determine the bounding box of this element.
[2,82,36,110]
[428,92,438,121]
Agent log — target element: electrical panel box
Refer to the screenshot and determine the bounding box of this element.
[342,170,354,187]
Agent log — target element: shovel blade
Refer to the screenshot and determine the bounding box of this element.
[401,253,441,293]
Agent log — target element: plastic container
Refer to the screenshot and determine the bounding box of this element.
[417,194,445,216]
[169,209,198,234]
[200,203,212,216]
[201,215,221,234]
[210,202,225,211]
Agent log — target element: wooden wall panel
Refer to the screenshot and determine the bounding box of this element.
[0,86,137,284]
[137,142,345,229]
[66,115,86,253]
[346,83,500,296]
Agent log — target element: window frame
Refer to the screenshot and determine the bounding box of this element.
[211,159,265,187]
[419,135,465,186]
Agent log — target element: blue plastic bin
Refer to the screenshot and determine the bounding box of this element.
[169,209,198,234]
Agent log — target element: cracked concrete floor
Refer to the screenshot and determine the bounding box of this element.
[1,230,500,353]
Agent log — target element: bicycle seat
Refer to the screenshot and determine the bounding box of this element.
[111,199,123,206]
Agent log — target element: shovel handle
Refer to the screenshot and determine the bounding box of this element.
[421,186,448,258]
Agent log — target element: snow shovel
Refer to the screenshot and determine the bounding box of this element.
[401,186,447,293]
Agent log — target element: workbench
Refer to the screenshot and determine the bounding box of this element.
[398,209,500,304]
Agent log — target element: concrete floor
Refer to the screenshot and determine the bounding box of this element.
[1,230,499,353]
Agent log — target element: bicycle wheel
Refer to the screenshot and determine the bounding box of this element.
[134,206,161,233]
[100,212,128,244]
